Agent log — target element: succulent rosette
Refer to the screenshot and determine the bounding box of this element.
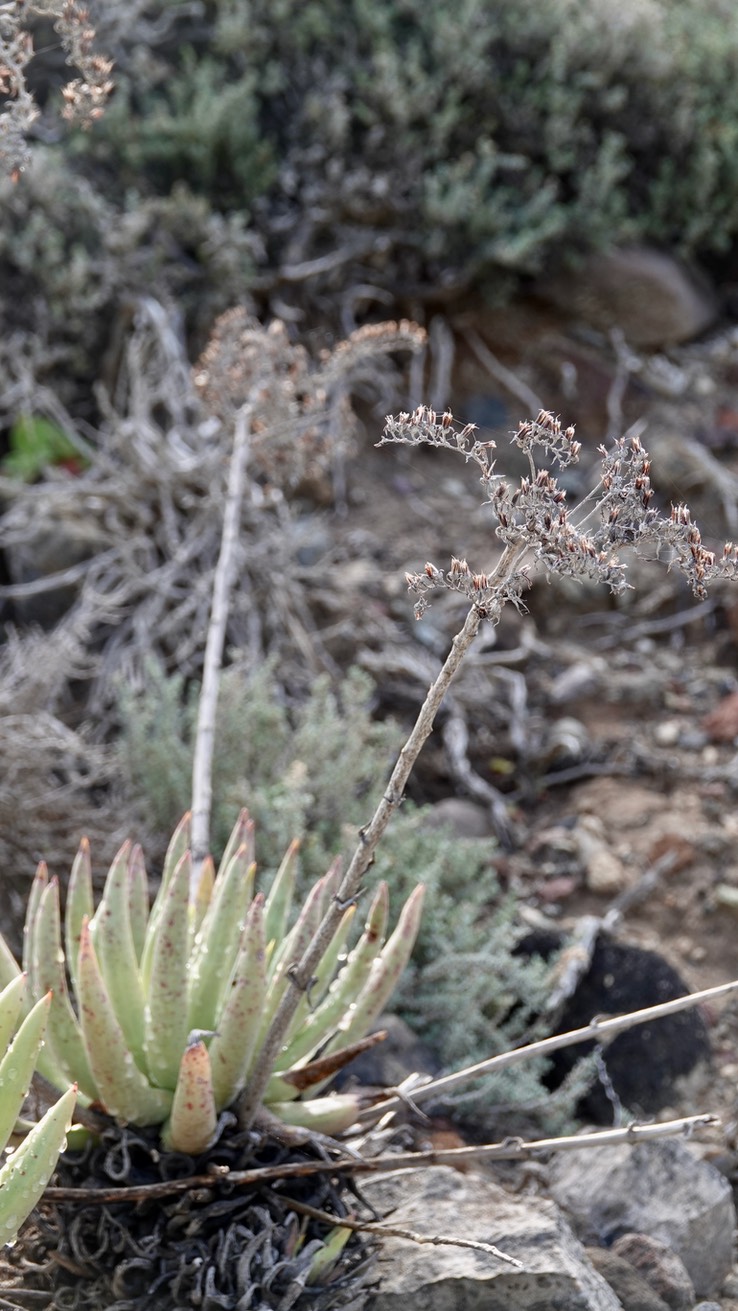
[0,812,423,1154]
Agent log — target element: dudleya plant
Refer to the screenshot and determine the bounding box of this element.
[0,977,76,1245]
[0,812,423,1156]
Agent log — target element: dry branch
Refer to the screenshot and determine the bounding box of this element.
[358,977,738,1123]
[42,1113,717,1206]
[190,403,251,880]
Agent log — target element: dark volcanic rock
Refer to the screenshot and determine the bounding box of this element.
[516,930,711,1122]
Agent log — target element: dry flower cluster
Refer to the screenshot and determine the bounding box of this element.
[0,0,111,175]
[381,406,738,617]
[194,309,426,491]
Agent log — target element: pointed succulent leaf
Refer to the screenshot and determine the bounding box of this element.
[22,862,48,977]
[282,905,356,1049]
[0,991,52,1149]
[0,976,26,1057]
[190,855,214,947]
[77,918,172,1125]
[0,934,21,997]
[143,852,192,1090]
[265,1030,387,1103]
[267,1093,363,1135]
[260,872,331,1044]
[216,809,254,881]
[162,1038,217,1155]
[263,839,299,949]
[161,811,192,895]
[188,847,256,1032]
[64,838,94,1004]
[0,1084,77,1247]
[322,885,425,1059]
[305,1225,353,1286]
[128,844,149,963]
[208,896,267,1111]
[267,862,339,987]
[90,845,146,1067]
[278,883,389,1069]
[140,813,191,991]
[31,881,97,1099]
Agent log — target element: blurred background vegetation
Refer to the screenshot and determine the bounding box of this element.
[4,0,738,410]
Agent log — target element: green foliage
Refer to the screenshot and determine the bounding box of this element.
[0,815,423,1150]
[8,0,738,410]
[2,415,87,481]
[117,661,403,881]
[0,977,76,1244]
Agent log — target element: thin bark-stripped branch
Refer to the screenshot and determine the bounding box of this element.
[238,543,528,1129]
[357,976,738,1124]
[190,404,251,886]
[282,1195,522,1268]
[41,1113,717,1206]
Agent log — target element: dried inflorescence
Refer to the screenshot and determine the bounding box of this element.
[0,1,112,175]
[195,309,426,491]
[57,0,113,127]
[382,407,738,618]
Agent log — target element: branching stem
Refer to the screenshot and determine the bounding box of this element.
[238,542,527,1127]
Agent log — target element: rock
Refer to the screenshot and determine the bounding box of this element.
[535,246,717,347]
[425,798,494,840]
[574,814,629,894]
[548,1139,735,1297]
[586,1247,671,1311]
[612,1233,695,1311]
[363,1166,623,1311]
[516,930,711,1122]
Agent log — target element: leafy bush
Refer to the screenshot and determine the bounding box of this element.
[117,662,403,879]
[2,415,87,481]
[6,0,738,407]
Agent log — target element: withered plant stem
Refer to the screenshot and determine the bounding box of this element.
[43,1114,717,1206]
[191,404,251,887]
[357,975,738,1124]
[238,543,527,1128]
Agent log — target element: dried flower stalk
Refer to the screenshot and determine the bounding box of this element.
[239,405,738,1131]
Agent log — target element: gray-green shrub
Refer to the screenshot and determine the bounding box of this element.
[7,0,738,407]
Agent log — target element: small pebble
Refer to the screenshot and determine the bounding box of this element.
[655,720,682,747]
[693,1303,721,1311]
[679,730,708,751]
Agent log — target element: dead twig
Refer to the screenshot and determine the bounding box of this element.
[464,329,543,416]
[281,1194,522,1269]
[190,403,252,882]
[442,710,513,846]
[359,976,738,1123]
[40,1113,717,1207]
